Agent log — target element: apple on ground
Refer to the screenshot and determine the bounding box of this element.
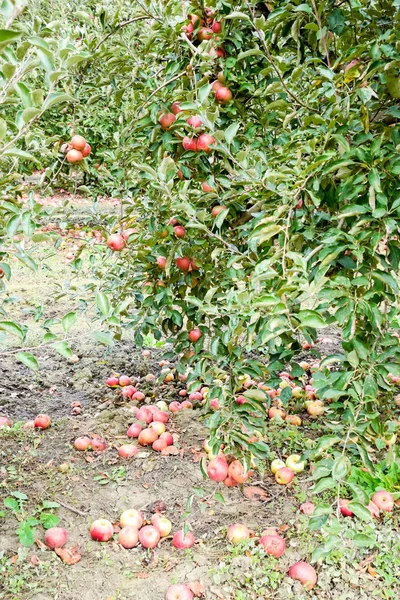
[275,467,295,485]
[372,490,394,512]
[286,455,305,473]
[118,525,139,548]
[165,584,193,600]
[172,529,195,549]
[288,561,317,590]
[226,524,250,544]
[34,414,51,429]
[151,514,172,537]
[259,534,286,557]
[120,509,144,529]
[271,458,285,474]
[139,525,160,549]
[44,527,68,549]
[90,519,114,542]
[300,502,315,515]
[207,455,228,482]
[0,417,11,428]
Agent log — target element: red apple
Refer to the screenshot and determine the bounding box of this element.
[165,585,193,600]
[288,561,317,590]
[139,525,160,549]
[260,534,286,557]
[187,116,202,128]
[132,391,145,401]
[202,181,215,192]
[119,375,131,386]
[151,514,172,537]
[120,509,143,529]
[160,432,174,446]
[228,460,250,484]
[215,86,232,104]
[236,395,247,405]
[210,398,220,410]
[339,499,353,517]
[107,234,126,251]
[150,421,166,435]
[90,519,114,542]
[118,445,138,458]
[189,392,202,401]
[285,415,302,426]
[153,410,169,423]
[367,501,380,518]
[44,527,68,549]
[183,136,198,152]
[0,417,11,428]
[175,257,191,271]
[197,27,213,41]
[138,428,158,446]
[174,226,186,238]
[91,437,107,451]
[136,407,153,423]
[268,407,286,420]
[157,256,167,269]
[127,423,142,438]
[224,476,238,487]
[211,205,227,217]
[172,529,195,549]
[106,376,119,387]
[159,113,176,130]
[121,385,136,398]
[372,490,394,512]
[152,438,167,452]
[74,436,92,451]
[275,467,295,485]
[188,329,202,343]
[211,80,223,92]
[34,414,51,429]
[71,134,86,151]
[118,525,139,549]
[66,149,83,163]
[181,400,193,409]
[82,143,91,157]
[212,20,222,33]
[171,102,182,115]
[226,524,250,544]
[179,389,187,397]
[307,402,325,417]
[300,502,315,515]
[207,455,229,482]
[197,133,215,153]
[169,401,182,412]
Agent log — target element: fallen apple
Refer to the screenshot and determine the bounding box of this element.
[120,509,144,529]
[275,467,295,485]
[118,445,138,458]
[118,525,139,549]
[139,525,160,549]
[44,527,68,549]
[270,458,285,474]
[151,514,172,537]
[226,523,250,544]
[259,534,286,557]
[286,454,305,473]
[165,584,193,600]
[372,490,394,512]
[90,519,114,542]
[288,561,317,590]
[34,414,51,429]
[172,529,195,549]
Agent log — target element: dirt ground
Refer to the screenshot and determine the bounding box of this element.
[1,196,400,600]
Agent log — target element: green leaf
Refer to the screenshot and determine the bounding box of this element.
[0,320,23,339]
[0,117,6,140]
[16,352,39,371]
[0,29,21,50]
[3,148,39,163]
[348,501,372,522]
[16,521,36,547]
[14,83,32,108]
[298,310,327,329]
[96,292,111,316]
[62,312,77,333]
[368,168,382,193]
[293,3,313,13]
[332,456,351,481]
[4,497,19,511]
[43,92,75,110]
[225,122,240,145]
[22,107,40,123]
[309,513,329,530]
[6,214,19,237]
[312,477,337,494]
[92,330,114,346]
[52,341,72,358]
[40,512,60,529]
[352,533,376,547]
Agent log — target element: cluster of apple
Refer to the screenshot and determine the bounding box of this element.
[206,454,253,487]
[271,454,305,485]
[89,508,195,552]
[106,373,146,401]
[105,227,137,252]
[123,404,177,455]
[73,434,107,452]
[226,523,317,590]
[0,414,52,430]
[340,490,396,518]
[61,134,91,164]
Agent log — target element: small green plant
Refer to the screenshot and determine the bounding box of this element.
[3,493,60,547]
[93,466,126,485]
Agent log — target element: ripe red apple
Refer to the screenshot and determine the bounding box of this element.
[209,46,225,58]
[74,436,92,451]
[106,376,119,387]
[118,445,139,458]
[172,529,195,549]
[189,392,202,401]
[202,181,215,192]
[90,519,114,542]
[152,438,167,452]
[300,502,315,515]
[285,415,302,426]
[288,561,317,590]
[183,136,198,152]
[372,490,394,512]
[171,102,182,115]
[165,584,193,600]
[153,410,169,423]
[0,417,11,428]
[127,423,143,438]
[139,525,160,549]
[160,432,173,446]
[197,27,213,41]
[307,402,325,416]
[212,20,222,33]
[91,437,107,452]
[224,476,238,487]
[44,527,68,549]
[211,205,227,217]
[121,385,136,398]
[215,86,232,104]
[82,143,91,157]
[157,256,167,269]
[169,401,182,412]
[181,400,193,409]
[159,113,176,130]
[228,460,250,484]
[174,226,186,238]
[118,375,130,386]
[107,233,126,251]
[268,407,286,420]
[210,398,220,410]
[259,534,286,557]
[188,329,202,343]
[197,133,215,153]
[151,514,172,537]
[138,428,158,446]
[120,509,143,529]
[275,467,295,485]
[179,389,187,397]
[71,135,86,151]
[175,257,191,271]
[339,499,353,517]
[226,523,250,544]
[132,391,145,401]
[136,407,153,423]
[34,414,51,429]
[187,116,202,128]
[118,525,139,549]
[66,149,83,163]
[235,395,247,405]
[207,455,229,482]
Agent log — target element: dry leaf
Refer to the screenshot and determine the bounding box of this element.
[188,581,205,596]
[35,539,47,550]
[9,555,18,564]
[55,546,81,565]
[136,572,149,579]
[30,554,41,566]
[367,565,379,578]
[161,446,180,456]
[243,486,268,501]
